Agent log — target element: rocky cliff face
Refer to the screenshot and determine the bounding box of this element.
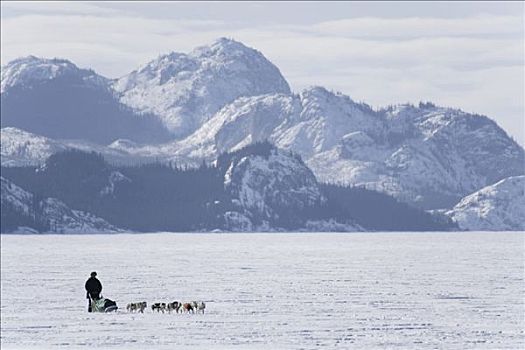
[218,143,324,230]
[445,176,525,231]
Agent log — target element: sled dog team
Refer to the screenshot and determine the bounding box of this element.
[126,301,206,314]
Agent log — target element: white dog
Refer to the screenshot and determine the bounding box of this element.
[192,301,206,314]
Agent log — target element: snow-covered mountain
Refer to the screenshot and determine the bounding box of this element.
[219,144,324,230]
[114,38,291,138]
[1,176,121,233]
[1,56,109,93]
[171,87,383,157]
[1,57,170,144]
[2,38,524,229]
[159,88,525,209]
[1,127,69,167]
[444,176,525,231]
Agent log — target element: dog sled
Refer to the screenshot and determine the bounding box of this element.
[90,297,118,312]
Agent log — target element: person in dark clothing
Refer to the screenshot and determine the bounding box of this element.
[85,271,102,312]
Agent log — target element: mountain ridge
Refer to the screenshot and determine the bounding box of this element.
[2,38,523,222]
[1,146,455,233]
[161,87,524,209]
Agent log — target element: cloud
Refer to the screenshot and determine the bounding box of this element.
[312,15,523,39]
[1,1,119,17]
[1,9,523,145]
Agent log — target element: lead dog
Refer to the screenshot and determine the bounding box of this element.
[191,301,206,314]
[151,302,167,313]
[126,301,147,313]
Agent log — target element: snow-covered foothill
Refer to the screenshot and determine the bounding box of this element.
[445,176,525,231]
[223,146,323,228]
[1,176,121,233]
[0,127,69,166]
[0,127,158,167]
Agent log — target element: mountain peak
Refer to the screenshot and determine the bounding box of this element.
[300,86,361,104]
[1,56,105,93]
[300,86,376,116]
[5,55,73,66]
[191,37,256,58]
[3,56,80,75]
[115,38,291,138]
[212,37,245,48]
[214,36,240,44]
[302,85,331,96]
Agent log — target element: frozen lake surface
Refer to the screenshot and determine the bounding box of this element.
[1,232,524,349]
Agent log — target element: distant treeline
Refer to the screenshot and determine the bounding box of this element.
[1,146,456,232]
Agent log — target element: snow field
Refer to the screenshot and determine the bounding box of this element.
[1,232,524,349]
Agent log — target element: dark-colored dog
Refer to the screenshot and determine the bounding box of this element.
[151,302,167,313]
[167,301,182,313]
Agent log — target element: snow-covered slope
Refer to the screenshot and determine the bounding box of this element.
[1,56,108,93]
[1,127,69,166]
[1,57,170,144]
[171,87,383,158]
[164,89,524,209]
[114,38,291,137]
[445,176,525,231]
[0,127,155,167]
[219,145,324,230]
[1,176,121,233]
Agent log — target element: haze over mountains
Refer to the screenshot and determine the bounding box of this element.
[1,38,524,232]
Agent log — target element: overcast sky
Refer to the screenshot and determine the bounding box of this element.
[1,1,524,145]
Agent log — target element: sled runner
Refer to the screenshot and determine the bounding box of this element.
[91,297,118,312]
